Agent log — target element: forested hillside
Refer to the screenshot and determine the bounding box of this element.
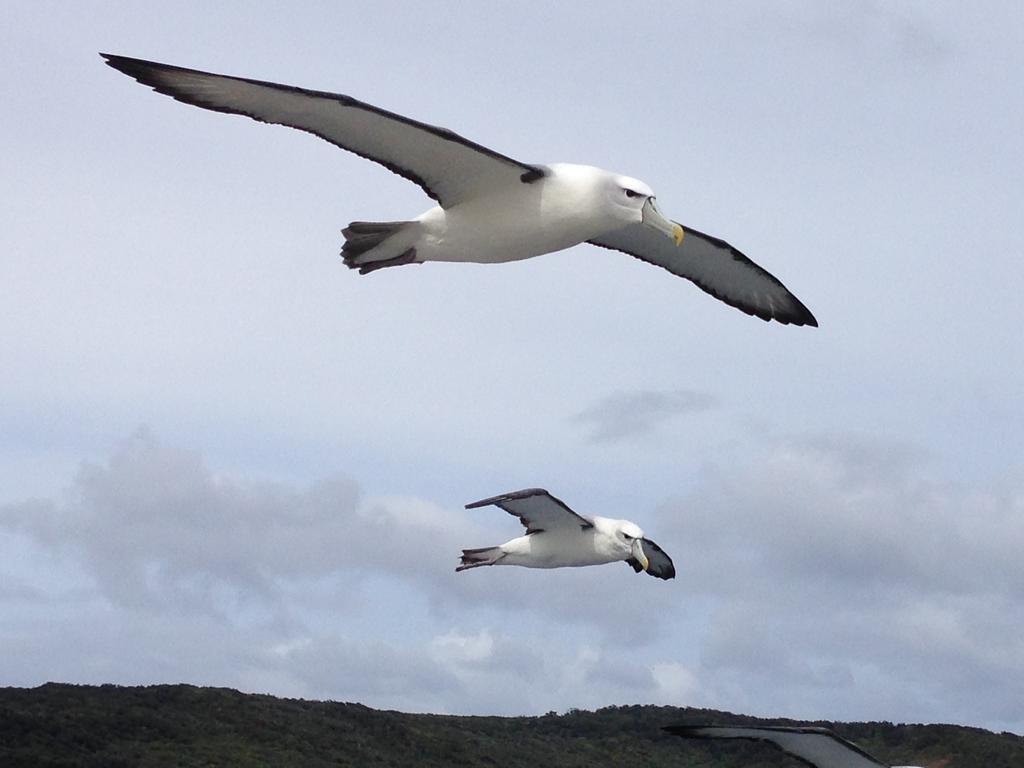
[1,684,1020,767]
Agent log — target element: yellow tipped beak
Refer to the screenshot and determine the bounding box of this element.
[642,198,684,247]
[632,540,650,572]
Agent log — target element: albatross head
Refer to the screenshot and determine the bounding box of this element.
[609,173,684,246]
[614,519,650,571]
[592,515,676,579]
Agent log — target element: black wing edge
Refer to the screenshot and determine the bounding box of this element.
[465,487,552,510]
[464,488,593,534]
[684,227,818,327]
[662,725,887,768]
[587,229,818,327]
[99,53,546,204]
[642,538,676,580]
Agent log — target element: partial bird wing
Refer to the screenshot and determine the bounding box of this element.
[101,53,544,209]
[639,537,675,580]
[664,725,891,768]
[465,488,593,534]
[589,224,817,326]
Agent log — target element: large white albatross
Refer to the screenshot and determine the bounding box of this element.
[665,725,924,768]
[101,53,817,326]
[457,488,675,579]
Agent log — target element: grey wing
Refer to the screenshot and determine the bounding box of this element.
[589,223,817,326]
[664,726,890,768]
[101,54,544,209]
[465,488,593,534]
[639,538,676,580]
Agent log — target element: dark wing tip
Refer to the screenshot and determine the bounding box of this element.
[697,265,818,327]
[464,487,550,509]
[800,300,819,327]
[779,297,818,327]
[683,227,819,327]
[683,261,818,326]
[589,232,818,327]
[651,561,675,581]
[100,52,173,82]
[100,53,215,109]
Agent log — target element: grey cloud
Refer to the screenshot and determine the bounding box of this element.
[246,628,647,716]
[0,430,678,646]
[435,564,684,648]
[654,432,1024,727]
[0,438,652,713]
[0,430,486,618]
[695,591,1024,728]
[572,390,717,443]
[0,602,279,690]
[275,635,464,709]
[661,432,1024,598]
[3,429,1022,727]
[3,429,360,612]
[777,1,953,68]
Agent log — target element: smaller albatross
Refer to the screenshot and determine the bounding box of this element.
[664,725,924,768]
[457,488,675,579]
[101,53,817,326]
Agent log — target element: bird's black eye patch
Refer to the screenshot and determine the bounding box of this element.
[622,532,634,539]
[623,188,640,198]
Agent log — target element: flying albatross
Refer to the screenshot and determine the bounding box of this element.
[101,53,817,326]
[457,488,675,579]
[665,725,923,768]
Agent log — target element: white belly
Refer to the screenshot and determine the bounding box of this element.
[412,170,620,264]
[498,531,622,569]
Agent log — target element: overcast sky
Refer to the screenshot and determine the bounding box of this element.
[2,1,1022,734]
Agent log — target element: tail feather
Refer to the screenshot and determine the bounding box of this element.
[341,220,420,274]
[456,546,504,572]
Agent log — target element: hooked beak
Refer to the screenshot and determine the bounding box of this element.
[631,538,650,572]
[642,198,684,246]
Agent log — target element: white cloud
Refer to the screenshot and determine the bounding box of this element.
[431,628,495,665]
[651,662,701,704]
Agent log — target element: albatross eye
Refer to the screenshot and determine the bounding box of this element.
[623,189,640,199]
[622,532,634,540]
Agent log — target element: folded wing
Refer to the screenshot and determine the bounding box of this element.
[589,224,817,326]
[465,488,593,534]
[101,53,543,208]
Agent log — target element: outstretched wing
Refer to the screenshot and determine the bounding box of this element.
[589,224,817,326]
[101,53,544,208]
[664,725,891,768]
[465,488,593,534]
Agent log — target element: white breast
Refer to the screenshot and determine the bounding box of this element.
[413,164,626,264]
